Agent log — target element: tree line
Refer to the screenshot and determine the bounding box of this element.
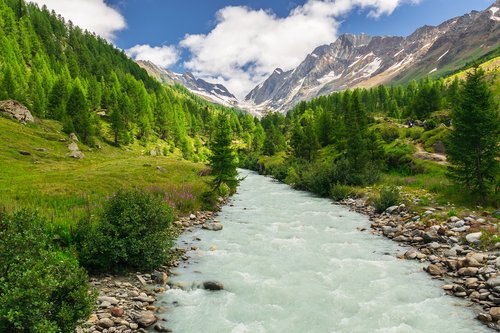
[240,69,499,204]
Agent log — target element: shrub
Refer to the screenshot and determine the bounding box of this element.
[0,210,95,333]
[330,184,354,201]
[200,190,218,211]
[423,119,438,131]
[380,125,400,143]
[373,186,401,213]
[75,190,174,272]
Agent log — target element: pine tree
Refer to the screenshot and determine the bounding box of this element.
[66,83,93,144]
[209,115,239,193]
[447,67,499,200]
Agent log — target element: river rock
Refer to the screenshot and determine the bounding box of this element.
[465,232,482,245]
[404,248,418,260]
[132,295,155,303]
[203,222,223,231]
[490,307,500,321]
[478,313,492,322]
[486,277,500,288]
[458,267,479,276]
[385,206,399,215]
[423,230,440,243]
[152,270,168,285]
[134,311,157,327]
[97,318,114,329]
[154,324,173,332]
[203,281,224,291]
[98,296,119,305]
[426,264,445,276]
[110,307,124,317]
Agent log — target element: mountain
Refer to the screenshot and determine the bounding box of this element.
[137,60,239,108]
[245,1,500,113]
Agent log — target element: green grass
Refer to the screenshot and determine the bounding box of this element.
[0,116,210,231]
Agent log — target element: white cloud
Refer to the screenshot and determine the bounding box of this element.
[28,0,126,41]
[180,0,420,98]
[126,44,179,68]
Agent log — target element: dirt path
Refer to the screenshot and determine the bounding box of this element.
[413,143,448,165]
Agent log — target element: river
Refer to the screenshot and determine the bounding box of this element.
[155,170,490,333]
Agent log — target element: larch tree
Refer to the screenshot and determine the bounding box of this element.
[446,67,499,201]
[209,114,239,193]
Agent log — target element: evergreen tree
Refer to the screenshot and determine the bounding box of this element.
[209,115,239,192]
[66,82,93,144]
[447,67,499,200]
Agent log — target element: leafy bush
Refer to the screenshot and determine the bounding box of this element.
[373,186,401,213]
[384,140,424,175]
[404,127,424,140]
[200,190,219,210]
[75,190,174,272]
[330,184,354,201]
[423,119,438,131]
[0,210,95,333]
[380,125,400,143]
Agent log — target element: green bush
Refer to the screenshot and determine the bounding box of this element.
[75,190,174,272]
[330,184,354,201]
[373,186,401,213]
[0,210,95,333]
[200,190,219,210]
[423,119,438,131]
[380,125,400,143]
[404,127,424,140]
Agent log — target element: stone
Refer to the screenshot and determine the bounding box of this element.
[465,232,482,244]
[477,313,492,322]
[0,100,34,124]
[404,248,418,260]
[458,267,479,276]
[202,222,223,231]
[203,280,224,291]
[130,323,139,330]
[152,270,168,285]
[18,150,31,156]
[385,206,399,215]
[490,307,500,321]
[110,307,124,317]
[69,133,79,142]
[98,296,119,305]
[190,214,196,220]
[426,264,445,276]
[156,166,167,173]
[495,257,500,269]
[35,148,48,152]
[422,230,440,243]
[99,301,111,308]
[132,295,155,303]
[97,318,114,329]
[154,324,172,332]
[486,277,500,289]
[134,311,157,328]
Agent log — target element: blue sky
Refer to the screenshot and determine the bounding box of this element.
[30,0,495,97]
[110,0,491,50]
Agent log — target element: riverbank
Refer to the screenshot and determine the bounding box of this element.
[339,196,500,331]
[76,209,224,333]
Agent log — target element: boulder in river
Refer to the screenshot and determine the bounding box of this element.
[203,281,224,291]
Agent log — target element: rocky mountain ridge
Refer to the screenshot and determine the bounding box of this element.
[244,1,500,113]
[137,60,238,108]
